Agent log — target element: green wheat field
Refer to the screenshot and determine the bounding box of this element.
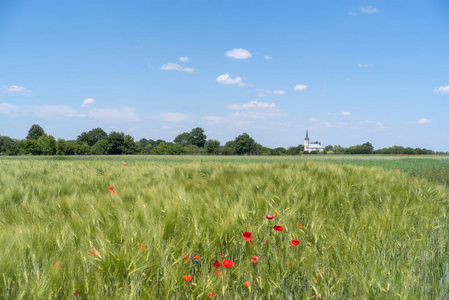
[1,155,448,299]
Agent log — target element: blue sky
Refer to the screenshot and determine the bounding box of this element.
[1,0,448,150]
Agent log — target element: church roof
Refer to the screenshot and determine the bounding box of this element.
[308,144,324,149]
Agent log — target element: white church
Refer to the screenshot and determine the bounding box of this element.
[303,130,324,153]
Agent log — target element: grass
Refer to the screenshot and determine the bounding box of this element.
[0,157,448,299]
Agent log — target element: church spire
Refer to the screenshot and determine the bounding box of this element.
[306,129,308,139]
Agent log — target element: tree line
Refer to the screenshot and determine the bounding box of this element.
[0,124,445,156]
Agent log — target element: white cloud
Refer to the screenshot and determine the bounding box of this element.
[81,98,95,107]
[256,89,271,97]
[179,56,189,62]
[416,118,432,124]
[0,103,20,115]
[225,48,252,59]
[216,74,242,85]
[360,6,378,13]
[434,86,449,94]
[162,112,191,123]
[160,62,194,72]
[238,82,253,87]
[0,85,30,93]
[30,105,80,118]
[349,12,358,16]
[272,90,286,95]
[264,55,272,60]
[294,84,307,91]
[359,120,386,130]
[358,63,372,67]
[202,116,227,126]
[341,111,352,116]
[227,100,287,119]
[88,107,141,122]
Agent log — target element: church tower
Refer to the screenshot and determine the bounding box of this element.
[304,130,309,150]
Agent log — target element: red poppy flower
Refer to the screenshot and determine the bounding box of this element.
[212,260,220,269]
[207,292,216,298]
[242,231,253,242]
[54,261,62,269]
[214,270,221,276]
[107,186,114,191]
[290,239,300,247]
[394,169,398,172]
[182,254,190,261]
[412,172,415,175]
[244,282,251,288]
[411,177,414,179]
[194,254,199,260]
[221,253,224,258]
[265,240,269,244]
[139,243,145,251]
[112,191,117,195]
[273,225,283,231]
[88,248,99,256]
[74,289,80,296]
[125,164,128,166]
[222,259,234,268]
[183,275,192,282]
[438,182,442,184]
[251,256,258,263]
[297,223,303,228]
[266,215,275,219]
[274,212,278,215]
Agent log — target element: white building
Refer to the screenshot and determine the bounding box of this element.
[304,130,324,153]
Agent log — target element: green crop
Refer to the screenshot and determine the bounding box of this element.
[0,157,448,299]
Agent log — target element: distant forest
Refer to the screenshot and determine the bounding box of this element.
[0,124,446,156]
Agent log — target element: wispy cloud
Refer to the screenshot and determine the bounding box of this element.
[227,100,287,119]
[434,86,449,94]
[358,63,372,67]
[294,84,307,91]
[359,120,386,130]
[216,74,242,85]
[0,103,20,115]
[88,107,141,122]
[272,90,286,95]
[179,56,189,62]
[81,98,95,107]
[341,111,352,116]
[416,118,432,124]
[0,85,30,93]
[264,55,272,60]
[160,62,194,72]
[225,48,252,59]
[349,12,358,16]
[360,6,378,14]
[162,112,191,123]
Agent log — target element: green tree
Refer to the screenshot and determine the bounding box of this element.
[19,139,40,155]
[220,141,235,155]
[90,139,111,155]
[26,124,45,140]
[189,127,207,148]
[108,131,125,154]
[174,132,192,144]
[37,134,56,155]
[286,145,303,155]
[0,136,19,155]
[122,134,140,154]
[271,147,287,155]
[77,128,108,146]
[75,142,90,155]
[204,140,220,154]
[234,133,257,155]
